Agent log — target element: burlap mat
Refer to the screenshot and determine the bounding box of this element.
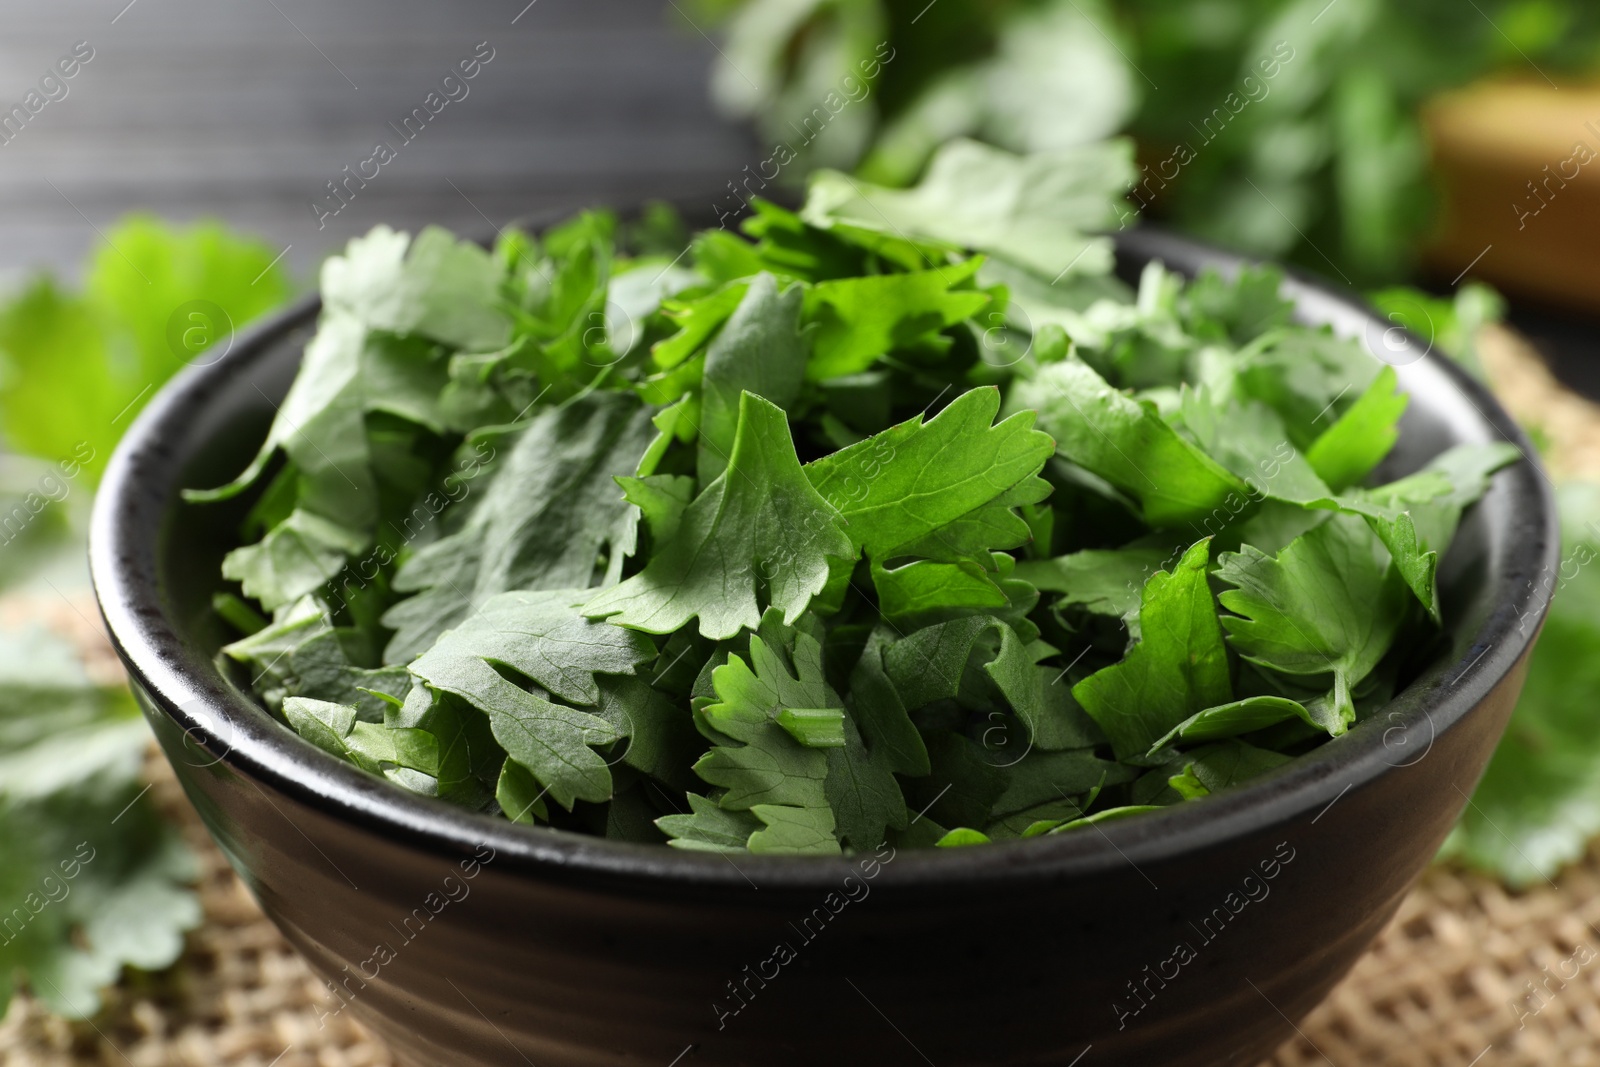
[2,325,1597,1066]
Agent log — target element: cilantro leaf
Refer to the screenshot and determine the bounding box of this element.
[187,229,503,526]
[408,590,656,809]
[284,696,439,782]
[1014,546,1170,624]
[1013,358,1250,528]
[697,273,809,484]
[584,392,853,640]
[884,614,1091,751]
[1072,539,1232,759]
[382,393,656,663]
[1148,695,1323,753]
[0,628,199,1019]
[1178,265,1295,346]
[384,683,503,810]
[1184,740,1294,792]
[652,281,748,370]
[1177,391,1332,508]
[1037,805,1166,836]
[1234,329,1380,449]
[663,613,841,854]
[824,632,927,849]
[988,749,1137,838]
[870,556,1010,622]
[805,385,1054,558]
[1327,442,1519,621]
[1305,366,1409,491]
[593,675,703,794]
[1216,513,1407,730]
[221,508,366,613]
[323,225,509,351]
[259,627,409,721]
[803,138,1135,281]
[656,793,763,852]
[805,258,991,380]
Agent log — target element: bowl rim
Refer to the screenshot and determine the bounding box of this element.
[89,224,1560,892]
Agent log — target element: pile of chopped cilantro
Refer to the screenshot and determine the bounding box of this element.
[194,138,1514,854]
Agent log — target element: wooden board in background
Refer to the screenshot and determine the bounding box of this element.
[0,0,757,284]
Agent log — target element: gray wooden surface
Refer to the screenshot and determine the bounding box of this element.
[0,0,755,284]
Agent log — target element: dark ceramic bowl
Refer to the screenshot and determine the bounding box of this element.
[90,228,1557,1067]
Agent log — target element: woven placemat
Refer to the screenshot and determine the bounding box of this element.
[3,326,1597,1066]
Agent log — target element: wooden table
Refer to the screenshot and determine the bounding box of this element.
[0,0,756,284]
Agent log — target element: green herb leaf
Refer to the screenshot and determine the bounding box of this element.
[221,508,367,613]
[585,392,853,641]
[0,628,198,1019]
[803,138,1135,281]
[1235,329,1379,449]
[665,613,842,854]
[284,696,439,781]
[1013,546,1170,624]
[697,273,809,484]
[823,632,927,849]
[805,385,1053,558]
[1015,358,1250,528]
[1216,514,1407,730]
[408,590,656,809]
[382,393,656,663]
[806,258,990,380]
[1306,366,1409,491]
[1148,695,1322,754]
[187,229,503,522]
[323,225,509,351]
[653,281,749,370]
[1329,442,1519,620]
[1073,539,1232,759]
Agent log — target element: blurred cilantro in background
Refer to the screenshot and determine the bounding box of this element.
[1369,282,1505,380]
[1441,484,1600,888]
[688,0,1600,286]
[0,216,292,479]
[0,217,291,1020]
[1357,285,1600,889]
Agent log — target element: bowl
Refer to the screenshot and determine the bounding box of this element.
[90,226,1558,1067]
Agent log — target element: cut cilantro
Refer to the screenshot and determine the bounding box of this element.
[1306,367,1408,491]
[1216,514,1407,730]
[663,613,841,854]
[0,629,199,1019]
[696,273,809,483]
[0,217,291,481]
[381,393,656,662]
[583,392,853,640]
[805,259,991,380]
[1013,357,1249,528]
[805,385,1053,559]
[407,590,655,809]
[1073,540,1232,759]
[803,138,1134,281]
[193,144,1513,855]
[1442,484,1600,886]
